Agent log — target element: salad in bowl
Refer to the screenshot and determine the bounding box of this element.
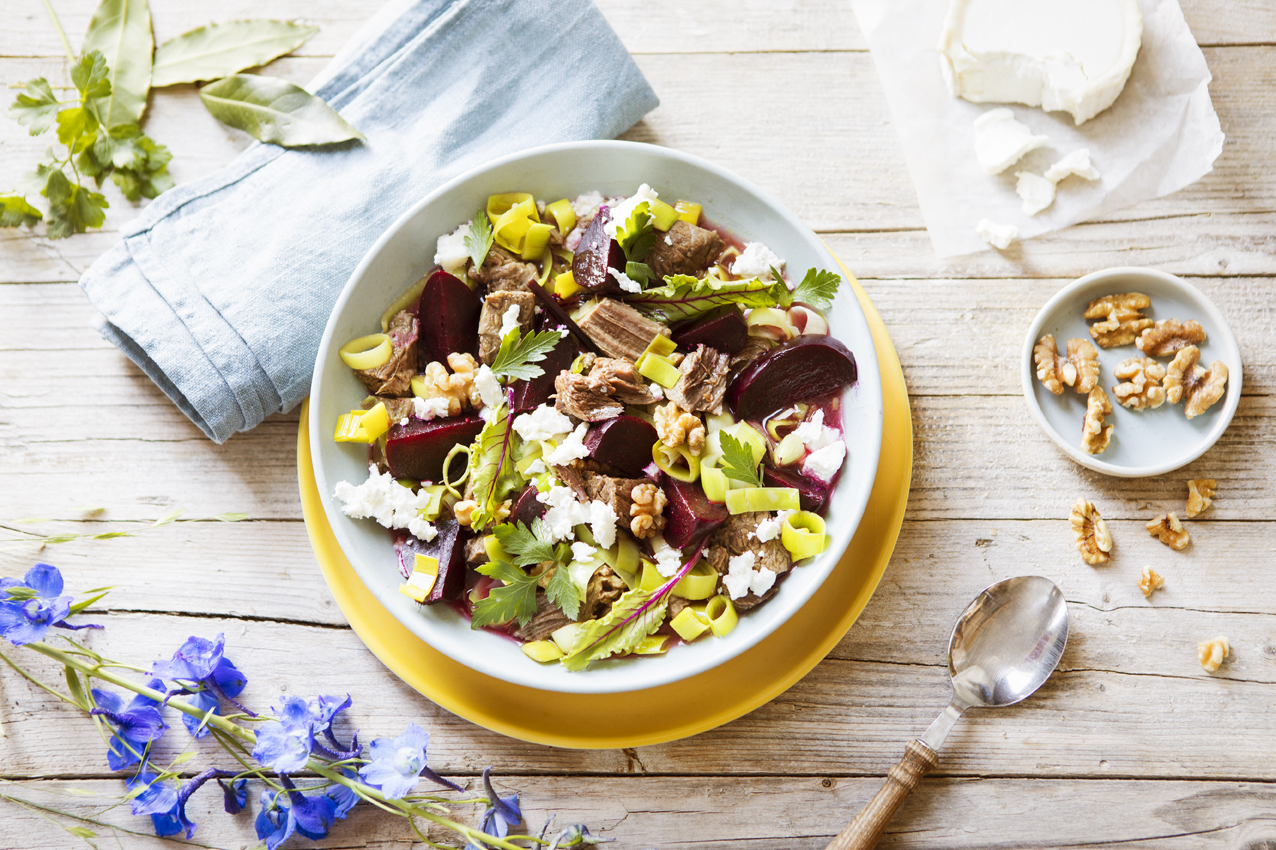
[310,141,882,694]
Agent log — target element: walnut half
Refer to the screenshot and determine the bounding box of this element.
[1084,292,1154,348]
[1138,566,1165,598]
[1080,387,1114,455]
[1164,346,1228,419]
[1198,636,1229,673]
[1070,498,1113,565]
[1034,335,1100,395]
[1186,478,1217,518]
[1111,357,1167,411]
[629,481,667,540]
[1136,319,1206,358]
[1147,512,1190,550]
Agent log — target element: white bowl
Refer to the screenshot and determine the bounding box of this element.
[310,140,883,694]
[1021,267,1242,477]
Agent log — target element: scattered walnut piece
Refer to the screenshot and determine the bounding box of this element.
[453,499,478,527]
[1136,319,1207,358]
[629,481,668,540]
[1070,498,1113,565]
[654,402,705,455]
[1146,512,1190,550]
[1080,387,1114,455]
[1111,357,1167,411]
[1186,478,1217,518]
[1137,566,1165,598]
[1084,292,1154,348]
[1034,335,1100,395]
[417,352,482,416]
[1164,346,1228,419]
[1197,635,1229,673]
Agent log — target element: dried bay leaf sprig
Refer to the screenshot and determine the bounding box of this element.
[199,75,364,147]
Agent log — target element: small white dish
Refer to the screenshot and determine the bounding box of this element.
[1021,267,1242,478]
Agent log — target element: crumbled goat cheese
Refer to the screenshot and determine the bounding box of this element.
[1044,149,1101,183]
[976,219,1019,250]
[604,184,660,239]
[473,364,503,411]
[803,440,847,482]
[571,191,604,219]
[722,551,776,600]
[732,243,785,280]
[571,541,597,562]
[651,535,683,577]
[609,266,643,293]
[546,423,590,465]
[499,304,522,340]
[752,509,795,543]
[414,396,451,420]
[589,500,618,549]
[334,464,439,542]
[1015,171,1056,216]
[792,409,838,451]
[513,404,574,442]
[538,485,591,542]
[649,382,664,400]
[398,417,410,427]
[972,108,1049,175]
[433,221,471,276]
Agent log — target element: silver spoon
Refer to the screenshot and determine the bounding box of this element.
[825,575,1069,850]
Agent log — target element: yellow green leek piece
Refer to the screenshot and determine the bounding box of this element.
[570,353,589,374]
[705,410,735,433]
[638,353,682,388]
[399,569,437,603]
[555,269,580,299]
[672,560,719,600]
[765,403,808,439]
[334,402,391,443]
[648,198,680,232]
[652,442,700,483]
[670,606,710,642]
[773,432,806,467]
[521,640,565,663]
[725,422,767,465]
[545,198,576,235]
[550,622,584,654]
[486,192,536,221]
[441,444,471,495]
[639,559,667,592]
[674,200,701,225]
[395,478,419,489]
[484,535,510,564]
[492,196,540,255]
[705,595,738,637]
[418,485,445,521]
[413,554,440,576]
[521,222,553,260]
[338,333,393,370]
[781,511,828,561]
[613,535,640,584]
[636,332,677,366]
[536,248,555,287]
[700,465,729,504]
[381,279,428,331]
[746,306,797,341]
[634,634,673,655]
[724,486,800,515]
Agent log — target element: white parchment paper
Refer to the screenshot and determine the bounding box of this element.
[850,0,1225,257]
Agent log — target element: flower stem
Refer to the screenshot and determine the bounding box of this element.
[0,647,82,709]
[39,0,75,65]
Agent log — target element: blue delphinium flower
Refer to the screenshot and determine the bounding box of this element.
[308,694,360,759]
[0,563,98,645]
[255,778,337,850]
[358,723,462,800]
[90,680,168,771]
[465,767,523,849]
[218,777,249,814]
[325,767,360,821]
[252,696,315,774]
[150,633,250,737]
[128,770,197,839]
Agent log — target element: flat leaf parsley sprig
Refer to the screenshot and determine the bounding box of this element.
[0,562,606,850]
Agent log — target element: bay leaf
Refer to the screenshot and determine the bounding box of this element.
[152,20,319,88]
[81,0,153,128]
[198,75,364,147]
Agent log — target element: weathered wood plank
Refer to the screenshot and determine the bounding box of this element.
[2,775,1276,850]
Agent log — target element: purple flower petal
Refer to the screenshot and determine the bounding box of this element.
[252,721,313,774]
[24,563,63,598]
[180,690,220,739]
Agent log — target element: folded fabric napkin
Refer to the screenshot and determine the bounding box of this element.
[79,0,658,442]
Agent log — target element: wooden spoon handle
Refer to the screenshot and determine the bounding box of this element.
[824,739,939,850]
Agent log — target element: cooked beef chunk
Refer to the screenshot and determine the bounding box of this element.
[665,344,732,412]
[576,298,670,362]
[512,590,573,641]
[464,535,490,567]
[707,512,791,610]
[364,395,414,422]
[585,565,627,619]
[473,245,537,293]
[645,220,725,281]
[582,472,646,520]
[552,464,590,501]
[554,371,624,422]
[730,339,772,370]
[354,309,418,396]
[478,290,535,364]
[589,358,656,405]
[667,595,691,620]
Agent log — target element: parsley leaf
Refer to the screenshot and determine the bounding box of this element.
[546,560,582,621]
[70,51,112,103]
[470,560,540,629]
[9,78,63,136]
[0,196,43,227]
[718,432,763,488]
[616,204,658,265]
[561,587,667,671]
[42,170,107,239]
[789,267,841,312]
[464,209,495,271]
[490,327,568,381]
[493,520,556,568]
[624,260,653,288]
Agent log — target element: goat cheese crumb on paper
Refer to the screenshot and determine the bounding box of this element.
[334,464,438,542]
[1015,171,1057,216]
[1045,149,1101,183]
[972,108,1050,175]
[976,219,1018,250]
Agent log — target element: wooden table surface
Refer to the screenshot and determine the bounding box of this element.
[2,1,1274,847]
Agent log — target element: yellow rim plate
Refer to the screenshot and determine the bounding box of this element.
[297,258,912,749]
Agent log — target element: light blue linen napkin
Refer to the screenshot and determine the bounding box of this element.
[79,0,658,443]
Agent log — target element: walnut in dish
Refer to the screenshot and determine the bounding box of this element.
[1083,292,1153,348]
[1164,345,1228,419]
[1034,334,1100,395]
[1136,319,1206,358]
[1080,387,1114,455]
[1110,356,1167,411]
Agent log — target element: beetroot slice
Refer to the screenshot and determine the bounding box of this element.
[510,321,579,412]
[417,269,481,367]
[727,336,857,421]
[398,519,469,603]
[661,476,729,549]
[672,306,748,354]
[385,415,484,482]
[584,415,659,478]
[508,485,546,527]
[762,465,829,514]
[570,206,624,295]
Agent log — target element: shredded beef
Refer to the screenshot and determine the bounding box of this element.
[665,345,731,412]
[589,358,656,405]
[354,309,418,397]
[707,512,791,610]
[554,371,624,422]
[582,472,646,520]
[473,245,537,293]
[464,535,490,567]
[585,565,627,619]
[576,298,670,362]
[512,590,574,641]
[644,221,725,280]
[478,290,535,364]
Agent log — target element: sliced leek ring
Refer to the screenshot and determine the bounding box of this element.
[672,560,719,600]
[781,511,828,561]
[380,279,428,331]
[334,402,391,443]
[339,334,392,370]
[544,198,576,235]
[671,606,710,642]
[704,595,738,637]
[724,487,800,515]
[700,466,729,504]
[653,443,700,483]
